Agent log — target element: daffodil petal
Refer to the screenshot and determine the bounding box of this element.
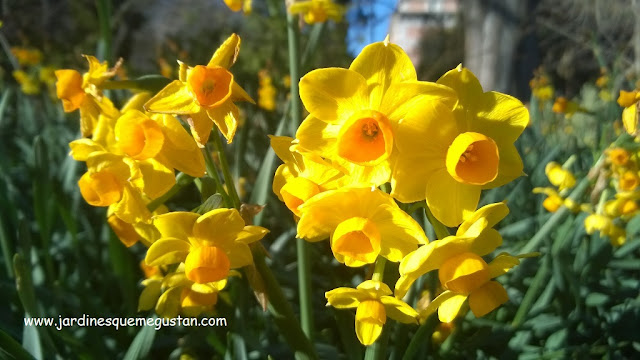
[236,225,269,244]
[372,204,427,262]
[207,34,241,69]
[135,159,176,199]
[270,135,296,163]
[457,202,509,237]
[355,319,384,346]
[187,111,214,147]
[437,65,484,108]
[417,290,456,322]
[390,154,439,203]
[469,228,503,256]
[138,279,162,311]
[193,208,245,243]
[295,115,339,156]
[155,115,206,177]
[379,81,457,125]
[438,293,468,323]
[325,287,367,309]
[145,237,191,266]
[144,80,200,114]
[153,212,199,239]
[112,185,151,224]
[225,241,254,268]
[299,68,368,123]
[487,252,521,278]
[155,286,182,318]
[380,296,418,324]
[426,169,480,227]
[231,81,255,103]
[69,139,103,161]
[468,281,508,318]
[349,41,417,109]
[471,91,529,143]
[206,101,239,143]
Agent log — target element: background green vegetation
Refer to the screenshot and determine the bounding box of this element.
[1,0,639,359]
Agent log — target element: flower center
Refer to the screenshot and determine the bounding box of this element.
[439,252,490,295]
[280,177,321,216]
[446,132,499,185]
[115,111,165,160]
[331,217,381,266]
[187,65,233,107]
[78,170,123,207]
[185,246,231,283]
[337,110,393,166]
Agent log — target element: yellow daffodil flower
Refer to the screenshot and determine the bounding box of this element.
[551,96,579,118]
[296,187,427,266]
[325,280,417,345]
[258,70,277,111]
[391,65,527,227]
[532,187,564,212]
[289,0,345,24]
[397,202,535,322]
[396,202,509,300]
[604,193,639,218]
[12,70,40,95]
[55,55,119,136]
[224,0,252,14]
[584,214,613,236]
[11,46,42,66]
[145,209,268,284]
[139,265,228,318]
[144,34,254,145]
[618,170,640,192]
[545,162,576,191]
[296,37,456,187]
[271,135,345,216]
[608,148,630,167]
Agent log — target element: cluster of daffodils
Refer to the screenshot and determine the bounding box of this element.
[271,37,533,345]
[10,46,57,97]
[56,34,268,317]
[533,88,640,247]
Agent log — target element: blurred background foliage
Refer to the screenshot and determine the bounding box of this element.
[1,0,640,359]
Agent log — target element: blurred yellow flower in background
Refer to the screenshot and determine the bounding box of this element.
[289,0,345,24]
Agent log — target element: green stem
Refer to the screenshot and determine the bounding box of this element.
[252,249,318,360]
[372,257,387,282]
[596,188,611,215]
[147,173,194,212]
[201,147,232,207]
[211,133,241,209]
[424,207,450,240]
[95,0,113,62]
[287,11,314,341]
[365,257,390,360]
[287,11,302,131]
[296,237,314,341]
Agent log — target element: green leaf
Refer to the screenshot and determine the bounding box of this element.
[585,292,609,307]
[122,321,156,360]
[193,194,224,215]
[0,328,36,360]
